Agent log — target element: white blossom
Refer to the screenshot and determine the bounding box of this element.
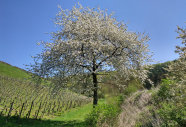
[30,4,152,105]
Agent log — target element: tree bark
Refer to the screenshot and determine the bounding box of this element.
[92,56,98,107]
[92,72,98,107]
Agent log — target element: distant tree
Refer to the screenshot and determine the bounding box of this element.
[175,26,186,57]
[30,4,151,106]
[168,25,186,81]
[144,61,171,89]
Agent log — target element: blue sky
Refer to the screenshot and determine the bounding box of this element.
[0,0,186,69]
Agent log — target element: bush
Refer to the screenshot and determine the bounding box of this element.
[155,79,173,101]
[98,91,105,99]
[85,95,124,127]
[152,79,186,127]
[116,95,124,106]
[157,102,186,127]
[85,103,120,127]
[123,79,143,96]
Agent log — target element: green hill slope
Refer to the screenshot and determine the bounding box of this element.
[0,61,30,80]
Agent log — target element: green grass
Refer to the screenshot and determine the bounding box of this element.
[0,61,51,85]
[53,99,105,121]
[0,61,30,80]
[0,115,88,127]
[53,103,93,121]
[0,100,106,127]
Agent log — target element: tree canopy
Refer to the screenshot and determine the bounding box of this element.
[168,25,186,81]
[30,4,152,105]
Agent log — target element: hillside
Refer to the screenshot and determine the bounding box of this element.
[0,60,185,127]
[0,61,93,126]
[0,61,31,80]
[0,61,121,127]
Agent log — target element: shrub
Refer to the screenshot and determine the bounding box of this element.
[85,103,120,127]
[156,79,173,101]
[98,91,105,99]
[152,79,186,127]
[123,79,143,96]
[86,95,124,127]
[157,102,186,127]
[116,95,124,106]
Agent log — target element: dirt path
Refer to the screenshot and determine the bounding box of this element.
[117,90,152,127]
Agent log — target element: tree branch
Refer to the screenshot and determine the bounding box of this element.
[97,47,119,67]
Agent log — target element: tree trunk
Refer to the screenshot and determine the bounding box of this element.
[92,72,98,107]
[92,57,98,107]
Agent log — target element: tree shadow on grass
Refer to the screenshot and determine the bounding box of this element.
[0,115,89,127]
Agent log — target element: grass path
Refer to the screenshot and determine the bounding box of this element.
[117,90,152,127]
